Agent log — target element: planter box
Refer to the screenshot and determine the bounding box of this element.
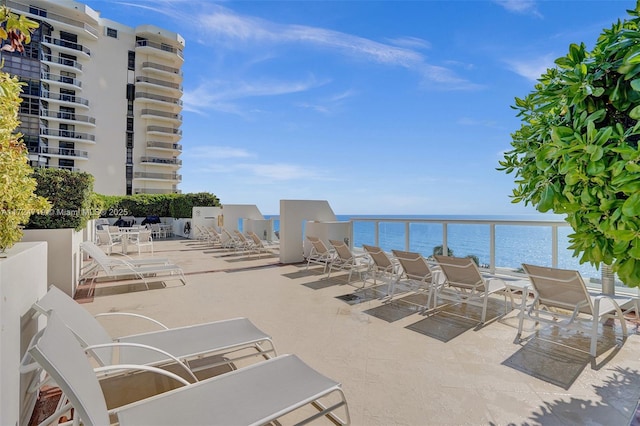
[22,228,83,297]
[0,242,48,426]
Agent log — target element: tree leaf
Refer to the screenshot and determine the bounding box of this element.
[622,192,640,217]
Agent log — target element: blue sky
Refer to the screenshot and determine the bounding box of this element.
[85,0,632,215]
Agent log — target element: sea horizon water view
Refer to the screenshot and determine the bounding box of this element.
[267,213,610,284]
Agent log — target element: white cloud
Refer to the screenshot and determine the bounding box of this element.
[184,146,253,159]
[182,76,327,114]
[193,5,473,89]
[194,161,331,182]
[493,0,542,17]
[506,55,555,81]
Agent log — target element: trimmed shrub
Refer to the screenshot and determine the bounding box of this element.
[26,169,100,230]
[95,192,220,218]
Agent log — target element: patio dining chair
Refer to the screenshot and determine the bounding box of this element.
[24,313,351,426]
[130,229,154,255]
[327,239,370,285]
[95,230,121,255]
[432,255,507,324]
[520,263,638,357]
[391,250,436,302]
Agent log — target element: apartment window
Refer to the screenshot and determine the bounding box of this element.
[126,84,135,100]
[126,132,133,148]
[106,27,118,38]
[59,159,75,169]
[127,51,135,70]
[29,6,47,17]
[59,52,77,68]
[59,106,75,121]
[60,88,75,103]
[127,100,134,117]
[126,117,134,132]
[59,123,74,138]
[59,71,76,85]
[19,97,39,115]
[59,31,77,44]
[126,148,133,165]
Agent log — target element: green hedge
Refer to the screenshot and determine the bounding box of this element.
[26,169,101,230]
[96,192,220,218]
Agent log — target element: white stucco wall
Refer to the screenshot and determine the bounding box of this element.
[21,228,83,297]
[279,200,337,264]
[0,242,48,426]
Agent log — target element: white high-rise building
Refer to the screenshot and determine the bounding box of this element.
[4,0,184,195]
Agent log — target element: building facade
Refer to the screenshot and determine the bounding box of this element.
[3,0,184,195]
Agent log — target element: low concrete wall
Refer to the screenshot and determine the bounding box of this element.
[0,242,48,426]
[22,228,83,297]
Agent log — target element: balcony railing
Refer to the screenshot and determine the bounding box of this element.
[39,146,88,158]
[136,39,184,60]
[41,53,83,71]
[140,109,182,121]
[146,141,182,151]
[39,164,81,172]
[41,92,89,107]
[134,172,181,180]
[141,62,183,76]
[140,156,182,165]
[43,35,91,56]
[40,128,95,142]
[41,110,95,125]
[7,1,99,38]
[134,187,181,194]
[136,76,182,91]
[135,92,182,106]
[147,125,182,136]
[41,72,82,88]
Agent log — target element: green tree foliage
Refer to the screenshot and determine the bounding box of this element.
[0,8,50,251]
[498,2,640,286]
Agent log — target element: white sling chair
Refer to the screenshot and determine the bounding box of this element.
[520,263,638,357]
[32,286,277,374]
[26,313,350,426]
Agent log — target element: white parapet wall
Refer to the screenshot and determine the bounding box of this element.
[279,200,338,264]
[220,204,264,232]
[22,228,84,297]
[0,242,48,426]
[191,206,223,239]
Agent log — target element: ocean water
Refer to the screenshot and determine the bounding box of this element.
[266,214,603,281]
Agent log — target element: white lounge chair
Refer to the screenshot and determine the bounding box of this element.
[33,286,277,374]
[432,255,507,324]
[234,229,258,253]
[391,250,435,301]
[327,240,370,284]
[305,236,335,273]
[26,313,351,426]
[80,241,186,290]
[247,231,275,258]
[520,263,638,357]
[362,244,400,287]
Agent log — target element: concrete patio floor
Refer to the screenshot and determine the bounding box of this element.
[74,237,640,425]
